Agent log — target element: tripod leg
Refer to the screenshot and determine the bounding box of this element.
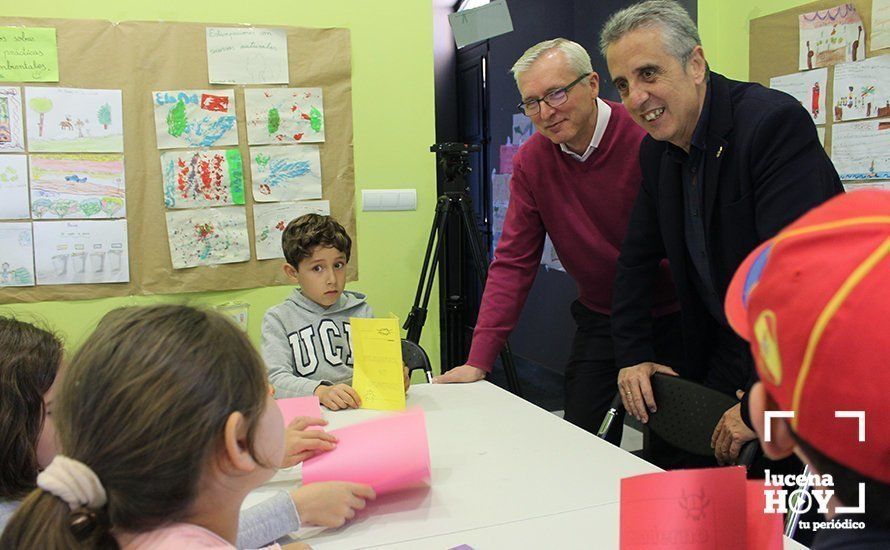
[404,196,449,343]
[455,196,524,398]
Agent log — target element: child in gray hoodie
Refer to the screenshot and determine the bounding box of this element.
[262,214,371,409]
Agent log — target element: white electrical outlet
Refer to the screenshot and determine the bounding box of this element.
[362,189,417,211]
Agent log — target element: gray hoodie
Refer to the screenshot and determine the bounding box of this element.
[262,289,372,398]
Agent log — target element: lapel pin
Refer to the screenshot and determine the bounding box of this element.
[716,146,724,158]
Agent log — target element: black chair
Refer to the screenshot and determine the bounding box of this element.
[597,373,760,468]
[401,339,433,383]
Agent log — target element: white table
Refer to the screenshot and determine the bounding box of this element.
[245,382,807,549]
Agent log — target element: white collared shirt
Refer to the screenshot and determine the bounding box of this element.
[559,97,612,162]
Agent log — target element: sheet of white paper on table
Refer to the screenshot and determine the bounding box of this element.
[206,27,289,85]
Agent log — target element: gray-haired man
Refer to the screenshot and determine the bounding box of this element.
[435,38,682,439]
[602,0,843,465]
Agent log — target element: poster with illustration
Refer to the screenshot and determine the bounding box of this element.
[250,144,322,202]
[160,149,244,208]
[24,87,123,152]
[32,219,129,285]
[0,222,35,287]
[769,68,828,125]
[152,89,238,149]
[0,87,25,152]
[244,88,325,144]
[29,154,126,219]
[799,4,865,70]
[165,206,250,269]
[831,120,890,180]
[0,155,30,219]
[253,200,330,260]
[832,54,890,122]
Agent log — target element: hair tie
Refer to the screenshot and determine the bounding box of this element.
[37,455,107,510]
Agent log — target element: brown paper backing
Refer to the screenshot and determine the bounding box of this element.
[0,17,356,304]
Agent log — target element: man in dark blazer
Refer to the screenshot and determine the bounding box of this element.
[600,0,843,465]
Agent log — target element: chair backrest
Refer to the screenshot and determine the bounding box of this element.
[401,339,433,383]
[646,373,757,464]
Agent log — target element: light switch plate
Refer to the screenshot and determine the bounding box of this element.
[362,189,417,211]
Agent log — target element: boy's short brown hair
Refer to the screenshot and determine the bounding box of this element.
[282,214,352,268]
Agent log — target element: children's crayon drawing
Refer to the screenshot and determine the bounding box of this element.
[160,149,244,209]
[152,89,238,149]
[0,87,25,152]
[0,155,30,220]
[769,68,828,125]
[165,206,250,269]
[24,87,123,152]
[799,4,865,70]
[0,222,35,287]
[831,119,890,181]
[250,144,322,202]
[253,200,330,260]
[832,54,890,122]
[29,154,126,219]
[32,219,129,285]
[244,88,325,145]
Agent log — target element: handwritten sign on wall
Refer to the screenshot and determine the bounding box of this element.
[0,27,59,82]
[206,27,289,85]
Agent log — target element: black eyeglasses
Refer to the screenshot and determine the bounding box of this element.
[517,73,590,116]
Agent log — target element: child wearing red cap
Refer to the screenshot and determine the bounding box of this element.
[725,190,890,547]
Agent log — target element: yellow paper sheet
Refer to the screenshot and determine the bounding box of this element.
[0,27,59,82]
[350,317,406,411]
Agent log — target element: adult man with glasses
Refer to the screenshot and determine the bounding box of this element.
[601,0,843,465]
[434,38,683,441]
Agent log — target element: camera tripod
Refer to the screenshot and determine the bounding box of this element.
[403,143,523,396]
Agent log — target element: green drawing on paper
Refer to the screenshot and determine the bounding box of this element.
[268,107,280,134]
[309,106,322,133]
[28,97,53,137]
[97,103,111,129]
[226,149,245,205]
[166,99,187,137]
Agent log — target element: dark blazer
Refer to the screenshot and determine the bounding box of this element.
[612,72,844,383]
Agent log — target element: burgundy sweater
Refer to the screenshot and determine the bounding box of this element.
[468,100,677,371]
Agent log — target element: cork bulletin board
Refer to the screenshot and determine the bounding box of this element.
[749,0,890,155]
[0,17,356,304]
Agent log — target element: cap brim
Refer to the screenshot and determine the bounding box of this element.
[725,238,775,342]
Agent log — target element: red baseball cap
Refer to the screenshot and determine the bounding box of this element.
[725,190,890,483]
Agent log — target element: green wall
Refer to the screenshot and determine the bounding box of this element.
[698,0,814,80]
[2,1,441,372]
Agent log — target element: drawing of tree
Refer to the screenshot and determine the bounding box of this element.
[98,103,112,130]
[268,107,280,134]
[167,99,188,137]
[29,97,54,137]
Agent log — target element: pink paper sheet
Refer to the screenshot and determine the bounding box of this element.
[276,396,324,430]
[302,408,431,495]
[746,480,783,550]
[620,467,747,549]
